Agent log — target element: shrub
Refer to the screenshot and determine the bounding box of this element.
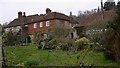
[60,43,69,51]
[2,31,31,46]
[46,38,59,49]
[94,43,103,51]
[2,32,18,46]
[21,35,31,44]
[75,37,90,50]
[103,49,116,61]
[25,59,39,66]
[61,41,74,51]
[46,38,75,50]
[88,42,103,51]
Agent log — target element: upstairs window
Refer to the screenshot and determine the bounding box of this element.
[34,23,37,28]
[46,21,50,27]
[40,22,43,27]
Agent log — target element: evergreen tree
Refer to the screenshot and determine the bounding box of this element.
[104,0,116,11]
[105,1,120,62]
[116,1,120,16]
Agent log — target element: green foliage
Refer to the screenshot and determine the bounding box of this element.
[20,34,31,44]
[46,38,60,49]
[25,59,39,66]
[91,42,103,51]
[86,20,108,45]
[4,45,120,66]
[103,48,115,61]
[104,1,116,11]
[2,32,31,46]
[75,37,103,51]
[2,32,18,46]
[46,38,75,51]
[60,39,74,51]
[75,37,90,50]
[116,1,120,16]
[104,2,120,61]
[75,37,90,45]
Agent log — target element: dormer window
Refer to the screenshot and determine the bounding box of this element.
[34,23,37,28]
[40,22,43,27]
[46,21,50,27]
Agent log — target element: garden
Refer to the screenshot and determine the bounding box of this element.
[4,45,120,66]
[2,35,120,66]
[2,2,120,66]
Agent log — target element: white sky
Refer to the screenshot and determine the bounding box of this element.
[0,0,119,24]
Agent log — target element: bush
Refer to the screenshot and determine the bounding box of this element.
[2,32,18,46]
[37,38,60,50]
[45,38,75,50]
[21,35,31,44]
[46,38,59,49]
[2,32,31,46]
[60,40,74,51]
[75,37,90,50]
[25,59,39,66]
[60,43,69,51]
[103,44,116,61]
[103,49,115,61]
[88,42,103,51]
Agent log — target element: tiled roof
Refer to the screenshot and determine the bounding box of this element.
[79,10,116,26]
[6,12,78,28]
[6,14,40,28]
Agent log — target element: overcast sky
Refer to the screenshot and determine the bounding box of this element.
[0,0,119,24]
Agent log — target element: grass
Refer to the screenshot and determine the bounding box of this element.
[4,45,120,66]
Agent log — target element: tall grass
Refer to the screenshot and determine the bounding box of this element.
[4,45,120,66]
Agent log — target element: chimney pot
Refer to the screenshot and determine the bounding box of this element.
[46,8,51,14]
[23,12,26,17]
[18,11,22,18]
[70,11,72,17]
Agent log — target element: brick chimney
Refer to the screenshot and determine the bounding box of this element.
[46,8,51,14]
[69,11,72,17]
[18,11,22,18]
[23,12,26,17]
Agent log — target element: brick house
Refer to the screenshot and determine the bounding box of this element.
[4,8,78,39]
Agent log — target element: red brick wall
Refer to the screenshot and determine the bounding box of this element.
[27,20,55,35]
[27,23,34,34]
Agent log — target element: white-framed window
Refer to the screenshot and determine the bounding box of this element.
[16,26,21,29]
[5,28,10,32]
[25,25,28,27]
[40,22,43,27]
[12,27,14,31]
[16,26,21,31]
[34,23,37,28]
[46,21,50,27]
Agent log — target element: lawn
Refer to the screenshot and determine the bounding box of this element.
[4,45,120,66]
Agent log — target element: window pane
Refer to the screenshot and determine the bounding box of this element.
[46,21,50,27]
[34,23,37,28]
[40,22,43,27]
